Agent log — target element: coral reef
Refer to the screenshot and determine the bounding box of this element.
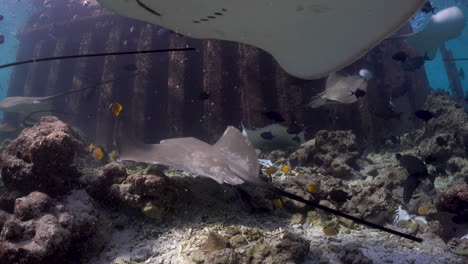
[0,190,104,264]
[436,184,468,215]
[0,116,83,196]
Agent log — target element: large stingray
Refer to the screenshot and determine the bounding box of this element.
[117,125,422,242]
[404,6,466,59]
[96,0,425,79]
[308,71,369,108]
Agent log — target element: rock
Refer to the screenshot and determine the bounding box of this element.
[245,242,271,261]
[448,238,468,256]
[202,232,230,252]
[337,241,373,264]
[204,248,241,264]
[0,116,83,196]
[0,190,103,264]
[87,162,127,203]
[436,184,468,215]
[230,235,248,248]
[14,192,52,221]
[270,232,310,263]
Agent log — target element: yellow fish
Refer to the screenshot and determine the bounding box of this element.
[307,184,319,193]
[108,150,118,162]
[93,147,104,160]
[272,199,283,209]
[88,143,96,153]
[265,166,276,175]
[109,102,123,116]
[281,165,291,174]
[418,206,428,215]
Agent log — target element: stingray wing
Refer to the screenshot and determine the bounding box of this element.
[97,0,425,79]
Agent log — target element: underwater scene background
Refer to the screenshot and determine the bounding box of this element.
[0,0,468,264]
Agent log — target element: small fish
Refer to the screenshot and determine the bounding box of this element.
[199,90,211,101]
[414,109,434,122]
[265,166,276,175]
[291,136,301,143]
[392,51,409,62]
[460,67,465,80]
[280,165,291,174]
[0,15,4,21]
[108,150,118,161]
[424,155,437,164]
[418,206,428,215]
[109,102,123,116]
[351,88,366,99]
[260,131,275,140]
[272,199,283,209]
[123,64,138,71]
[421,1,436,14]
[92,147,104,160]
[262,111,285,122]
[402,54,429,72]
[307,184,319,193]
[88,143,96,153]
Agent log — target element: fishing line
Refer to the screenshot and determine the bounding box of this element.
[0,47,196,69]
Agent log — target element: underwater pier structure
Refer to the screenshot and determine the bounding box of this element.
[440,44,465,104]
[5,3,432,148]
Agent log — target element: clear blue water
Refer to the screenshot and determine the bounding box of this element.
[411,0,468,95]
[0,0,37,117]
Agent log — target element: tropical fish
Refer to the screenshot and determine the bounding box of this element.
[392,51,409,62]
[323,226,338,236]
[280,165,291,174]
[351,88,366,99]
[265,166,277,176]
[272,199,283,209]
[396,153,431,204]
[109,102,123,116]
[108,150,118,161]
[307,184,319,193]
[418,206,428,215]
[93,148,104,160]
[421,1,436,14]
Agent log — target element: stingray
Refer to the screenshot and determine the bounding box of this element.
[308,71,369,108]
[117,125,422,242]
[241,123,306,151]
[402,6,466,60]
[97,0,425,79]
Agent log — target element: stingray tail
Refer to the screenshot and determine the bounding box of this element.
[271,186,422,242]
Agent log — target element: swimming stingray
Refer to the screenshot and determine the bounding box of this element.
[308,70,371,108]
[401,6,466,60]
[97,0,425,79]
[241,123,306,151]
[117,125,422,242]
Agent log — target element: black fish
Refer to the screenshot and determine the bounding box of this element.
[0,34,4,44]
[0,15,4,21]
[260,131,274,140]
[396,153,430,204]
[351,88,366,99]
[291,136,301,143]
[402,55,429,72]
[460,67,465,80]
[392,51,409,62]
[329,190,351,204]
[123,64,138,71]
[414,109,434,122]
[421,2,436,14]
[199,90,211,101]
[424,155,437,164]
[262,111,285,122]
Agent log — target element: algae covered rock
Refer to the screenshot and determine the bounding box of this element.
[436,184,468,215]
[0,116,84,196]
